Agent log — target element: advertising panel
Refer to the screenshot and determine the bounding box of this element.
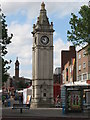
[67,90,82,111]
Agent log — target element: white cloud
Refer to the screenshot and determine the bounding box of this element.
[54,37,71,70]
[1,2,40,21]
[6,22,33,78]
[46,2,88,18]
[20,69,32,79]
[1,1,88,20]
[1,0,89,2]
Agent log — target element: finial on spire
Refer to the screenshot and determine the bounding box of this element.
[16,57,18,60]
[16,57,19,64]
[41,2,45,10]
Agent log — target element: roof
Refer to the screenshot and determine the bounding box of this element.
[64,80,90,87]
[77,44,88,53]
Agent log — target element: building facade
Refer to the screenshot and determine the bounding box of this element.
[77,45,90,83]
[31,2,54,108]
[53,67,61,105]
[61,45,90,113]
[53,67,61,84]
[61,46,76,84]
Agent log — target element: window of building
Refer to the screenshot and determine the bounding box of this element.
[83,50,86,57]
[79,54,81,59]
[79,65,81,71]
[66,68,68,81]
[70,77,72,82]
[62,70,65,83]
[78,75,82,81]
[83,62,86,69]
[89,61,90,67]
[70,67,71,73]
[88,74,90,79]
[83,73,87,80]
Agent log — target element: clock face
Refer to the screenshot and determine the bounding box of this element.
[40,36,49,45]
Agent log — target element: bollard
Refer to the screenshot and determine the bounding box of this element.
[62,106,66,114]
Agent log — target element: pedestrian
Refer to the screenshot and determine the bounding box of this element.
[2,95,5,104]
[19,95,21,104]
[21,94,23,104]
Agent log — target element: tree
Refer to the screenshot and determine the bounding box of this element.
[17,80,27,90]
[0,12,13,84]
[67,4,90,54]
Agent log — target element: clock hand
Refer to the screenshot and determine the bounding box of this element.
[45,38,47,42]
[43,38,46,43]
[44,38,47,42]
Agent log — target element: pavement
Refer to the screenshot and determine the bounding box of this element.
[1,107,90,120]
[0,98,90,120]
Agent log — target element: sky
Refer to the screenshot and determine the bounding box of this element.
[1,0,88,79]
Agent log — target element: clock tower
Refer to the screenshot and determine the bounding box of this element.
[15,57,19,80]
[31,2,54,108]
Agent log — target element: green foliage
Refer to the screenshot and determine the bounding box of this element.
[17,81,29,90]
[24,82,29,88]
[17,81,24,90]
[67,5,90,54]
[1,13,13,56]
[1,13,13,84]
[2,58,12,84]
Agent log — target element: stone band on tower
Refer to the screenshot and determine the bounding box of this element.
[31,2,54,108]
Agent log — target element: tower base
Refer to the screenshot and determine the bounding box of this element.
[31,98,54,108]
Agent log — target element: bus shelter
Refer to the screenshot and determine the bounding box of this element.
[61,82,90,113]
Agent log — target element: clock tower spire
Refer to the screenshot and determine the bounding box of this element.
[31,2,54,108]
[15,57,19,80]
